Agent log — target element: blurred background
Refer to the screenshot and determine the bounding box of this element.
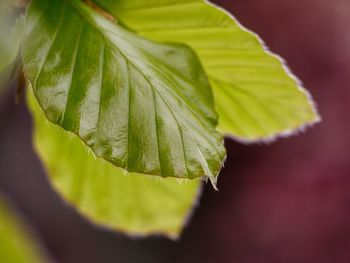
[1,0,350,262]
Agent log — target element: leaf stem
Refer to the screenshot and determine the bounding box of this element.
[84,0,117,23]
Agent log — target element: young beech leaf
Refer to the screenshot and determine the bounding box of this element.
[0,196,49,263]
[27,89,202,239]
[95,0,321,142]
[23,0,226,184]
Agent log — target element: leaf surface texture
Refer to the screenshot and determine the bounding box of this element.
[23,0,226,182]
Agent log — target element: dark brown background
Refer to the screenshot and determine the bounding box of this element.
[1,0,350,262]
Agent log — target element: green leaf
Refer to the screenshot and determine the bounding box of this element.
[23,0,226,184]
[94,0,320,142]
[0,6,24,73]
[0,196,49,263]
[27,88,202,238]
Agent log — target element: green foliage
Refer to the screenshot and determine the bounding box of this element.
[28,89,201,238]
[23,0,226,185]
[95,0,320,141]
[0,196,48,263]
[0,5,24,73]
[0,0,320,238]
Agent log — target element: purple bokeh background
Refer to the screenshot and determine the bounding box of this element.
[1,0,350,262]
